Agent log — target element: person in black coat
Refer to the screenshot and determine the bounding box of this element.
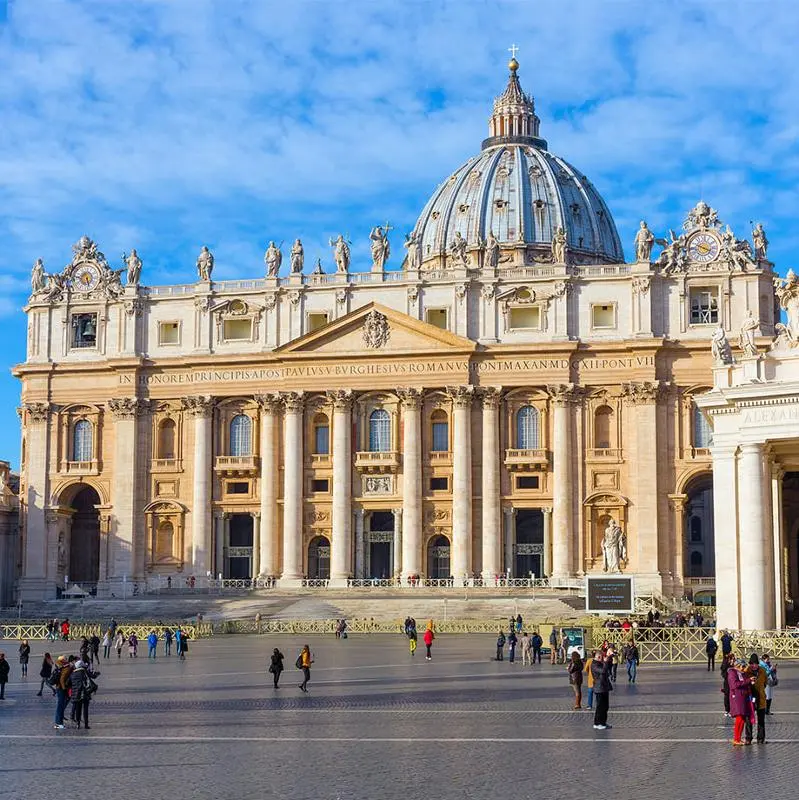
[269,649,284,688]
[69,660,99,729]
[590,649,615,730]
[0,653,10,699]
[706,634,719,672]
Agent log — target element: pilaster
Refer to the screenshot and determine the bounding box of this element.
[182,395,214,575]
[278,391,304,585]
[447,385,474,580]
[479,387,502,582]
[398,388,423,581]
[328,389,354,587]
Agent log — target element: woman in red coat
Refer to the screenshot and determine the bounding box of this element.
[727,659,754,745]
[423,623,435,661]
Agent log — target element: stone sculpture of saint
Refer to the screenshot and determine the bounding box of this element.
[552,227,567,263]
[290,239,304,274]
[329,235,350,274]
[485,231,500,269]
[752,223,768,260]
[125,249,142,285]
[634,220,655,262]
[449,231,468,267]
[711,324,733,364]
[370,226,390,272]
[403,231,422,271]
[31,259,46,294]
[738,310,759,358]
[602,519,624,573]
[196,246,214,281]
[264,241,282,277]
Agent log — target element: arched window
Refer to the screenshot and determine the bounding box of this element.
[156,521,174,560]
[594,405,613,450]
[369,409,391,452]
[158,418,176,459]
[693,404,712,448]
[431,410,449,452]
[516,405,540,449]
[229,414,252,456]
[73,419,93,462]
[314,414,330,455]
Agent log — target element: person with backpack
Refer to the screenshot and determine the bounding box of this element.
[69,659,99,729]
[297,645,313,692]
[623,641,640,684]
[423,622,435,660]
[269,648,284,688]
[496,630,506,661]
[408,622,418,657]
[706,633,719,671]
[720,630,734,657]
[745,653,768,744]
[761,654,777,714]
[591,648,614,730]
[53,656,73,729]
[36,653,55,696]
[0,653,9,700]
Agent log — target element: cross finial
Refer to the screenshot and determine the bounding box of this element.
[508,43,519,60]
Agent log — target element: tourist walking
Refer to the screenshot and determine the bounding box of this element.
[515,614,523,633]
[147,631,158,659]
[0,653,9,699]
[531,631,543,664]
[728,658,753,745]
[61,619,70,641]
[36,653,55,696]
[90,633,101,665]
[163,628,173,656]
[762,654,777,714]
[269,648,284,688]
[408,624,417,657]
[591,648,614,730]
[584,650,596,710]
[746,653,768,744]
[520,632,532,666]
[549,628,559,664]
[508,630,518,663]
[175,628,182,657]
[179,632,190,661]
[128,633,138,658]
[53,656,74,729]
[720,630,734,657]
[297,645,313,692]
[706,633,718,671]
[114,630,124,658]
[423,623,435,660]
[559,631,570,665]
[69,659,99,729]
[495,630,506,661]
[18,639,30,677]
[623,641,639,684]
[568,651,583,710]
[720,652,733,716]
[102,629,111,660]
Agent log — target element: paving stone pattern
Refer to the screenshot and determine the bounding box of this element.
[0,635,796,800]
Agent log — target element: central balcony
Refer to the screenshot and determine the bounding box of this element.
[503,448,550,471]
[355,450,401,474]
[214,455,260,477]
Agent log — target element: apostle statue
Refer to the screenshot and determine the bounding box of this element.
[290,239,304,274]
[711,323,733,364]
[31,258,46,294]
[485,231,501,269]
[752,223,769,260]
[601,518,625,573]
[634,220,655,262]
[369,226,390,272]
[449,231,469,267]
[125,249,142,285]
[738,310,759,358]
[264,241,282,277]
[552,227,567,263]
[196,246,214,281]
[403,230,422,271]
[329,234,351,274]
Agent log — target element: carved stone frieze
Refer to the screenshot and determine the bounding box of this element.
[362,310,390,349]
[181,395,214,418]
[631,276,651,296]
[363,475,393,495]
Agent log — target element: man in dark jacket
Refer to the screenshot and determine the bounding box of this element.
[591,649,614,730]
[531,632,543,664]
[720,630,734,656]
[706,635,719,671]
[0,652,9,699]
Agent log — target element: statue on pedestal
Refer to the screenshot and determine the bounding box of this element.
[329,235,351,274]
[369,225,391,272]
[601,519,625,573]
[752,223,769,260]
[449,231,469,267]
[738,310,759,357]
[290,239,304,274]
[196,246,214,281]
[31,259,46,294]
[125,249,142,285]
[485,231,501,269]
[711,324,733,364]
[552,227,567,264]
[264,241,282,277]
[634,220,655,262]
[403,231,422,271]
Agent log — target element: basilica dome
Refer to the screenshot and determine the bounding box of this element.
[412,59,624,266]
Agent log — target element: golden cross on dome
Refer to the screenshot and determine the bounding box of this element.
[508,43,519,60]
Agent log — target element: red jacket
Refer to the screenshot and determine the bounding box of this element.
[423,629,434,646]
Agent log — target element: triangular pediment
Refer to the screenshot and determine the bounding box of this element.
[277,302,476,355]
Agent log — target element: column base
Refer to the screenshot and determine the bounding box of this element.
[327,577,350,589]
[18,577,56,602]
[275,576,304,589]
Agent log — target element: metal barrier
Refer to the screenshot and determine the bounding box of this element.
[0,621,209,641]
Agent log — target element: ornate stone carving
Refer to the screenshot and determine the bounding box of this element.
[123,299,142,317]
[124,249,142,285]
[362,310,390,349]
[449,231,469,267]
[546,383,579,405]
[445,385,474,408]
[621,381,662,404]
[108,397,148,419]
[711,324,734,364]
[181,395,214,418]
[738,310,759,358]
[363,475,393,495]
[288,289,303,306]
[329,235,351,273]
[484,231,501,269]
[254,393,282,414]
[264,241,282,277]
[601,518,626,573]
[551,226,567,264]
[281,391,305,413]
[397,387,424,409]
[335,289,348,306]
[478,386,502,409]
[425,507,451,525]
[305,510,330,523]
[22,402,50,423]
[481,283,496,301]
[773,270,799,349]
[407,285,419,304]
[633,221,655,262]
[327,389,354,411]
[403,231,422,271]
[631,276,651,296]
[551,280,572,299]
[194,296,211,313]
[31,259,46,295]
[264,292,278,311]
[455,283,468,303]
[196,246,214,281]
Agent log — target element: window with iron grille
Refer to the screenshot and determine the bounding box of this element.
[689,289,718,324]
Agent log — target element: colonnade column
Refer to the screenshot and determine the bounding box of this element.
[771,464,786,630]
[354,509,365,579]
[548,384,575,581]
[398,388,423,581]
[480,387,502,583]
[329,390,353,587]
[738,443,774,629]
[393,508,403,579]
[213,510,224,578]
[449,385,474,580]
[256,394,281,578]
[542,507,552,578]
[503,506,515,577]
[251,511,261,580]
[279,392,304,585]
[222,513,231,579]
[712,445,740,631]
[183,395,214,575]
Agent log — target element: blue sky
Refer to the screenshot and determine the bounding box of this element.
[1,0,798,468]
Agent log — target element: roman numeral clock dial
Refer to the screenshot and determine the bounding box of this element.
[687,231,720,263]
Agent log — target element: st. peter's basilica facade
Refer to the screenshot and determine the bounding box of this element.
[14,59,783,616]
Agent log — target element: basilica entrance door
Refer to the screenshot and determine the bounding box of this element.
[308,536,331,580]
[514,509,544,578]
[68,486,101,585]
[427,535,451,579]
[367,511,394,579]
[227,514,253,579]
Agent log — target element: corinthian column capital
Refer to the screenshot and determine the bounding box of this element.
[326,389,354,411]
[477,386,502,409]
[445,385,474,409]
[397,387,424,409]
[546,383,581,405]
[108,397,149,420]
[254,393,282,414]
[182,395,214,418]
[281,391,305,413]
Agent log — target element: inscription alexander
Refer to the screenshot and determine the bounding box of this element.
[742,406,799,425]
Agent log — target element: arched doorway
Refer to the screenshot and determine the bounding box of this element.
[68,486,101,584]
[367,511,394,579]
[307,536,330,580]
[514,509,544,578]
[684,476,715,578]
[427,534,451,578]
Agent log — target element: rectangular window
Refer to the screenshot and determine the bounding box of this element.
[591,304,616,329]
[314,425,330,455]
[311,479,330,493]
[159,321,180,345]
[425,309,448,329]
[430,477,448,491]
[227,481,249,495]
[516,475,540,490]
[431,422,449,452]
[689,289,719,325]
[509,306,541,330]
[223,318,253,341]
[71,313,98,349]
[307,312,329,333]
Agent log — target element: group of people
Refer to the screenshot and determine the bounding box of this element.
[268,644,314,692]
[403,618,435,659]
[721,650,778,744]
[495,630,544,664]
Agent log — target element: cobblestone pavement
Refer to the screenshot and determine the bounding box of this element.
[0,635,796,800]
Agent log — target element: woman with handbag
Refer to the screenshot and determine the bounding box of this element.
[69,659,99,729]
[297,645,313,693]
[269,648,284,688]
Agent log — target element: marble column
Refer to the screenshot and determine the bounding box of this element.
[256,394,281,577]
[222,513,231,579]
[251,511,261,579]
[449,385,474,580]
[738,443,774,629]
[329,390,353,586]
[393,508,403,579]
[182,395,214,575]
[712,445,740,631]
[279,392,304,584]
[771,465,786,630]
[548,384,576,580]
[480,388,502,582]
[398,388,423,581]
[354,508,365,579]
[213,511,224,578]
[542,507,553,578]
[503,506,515,577]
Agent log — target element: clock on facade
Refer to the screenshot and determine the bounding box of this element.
[687,231,720,263]
[72,264,101,292]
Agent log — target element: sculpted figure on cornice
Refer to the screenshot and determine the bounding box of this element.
[752,223,769,260]
[31,259,46,295]
[772,269,799,349]
[551,226,567,264]
[370,226,390,272]
[290,239,304,274]
[403,231,422,271]
[264,241,282,277]
[329,235,351,274]
[711,324,734,364]
[124,249,142,286]
[484,231,501,269]
[449,231,469,268]
[738,310,759,358]
[196,246,214,281]
[633,221,655,262]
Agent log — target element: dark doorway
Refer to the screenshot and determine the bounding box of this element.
[514,509,544,578]
[69,486,101,584]
[368,511,394,579]
[227,514,253,579]
[308,536,330,579]
[427,534,451,578]
[684,477,714,578]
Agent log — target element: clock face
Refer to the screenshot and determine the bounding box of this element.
[687,232,720,263]
[73,264,101,292]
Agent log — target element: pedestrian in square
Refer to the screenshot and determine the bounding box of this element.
[549,628,558,664]
[147,630,158,659]
[102,629,112,660]
[408,624,417,657]
[591,648,614,730]
[515,614,523,633]
[720,630,734,657]
[90,633,101,665]
[520,632,532,666]
[0,652,9,699]
[36,653,55,696]
[720,652,733,716]
[297,645,313,692]
[728,658,752,745]
[623,641,639,684]
[508,630,518,663]
[567,651,583,710]
[114,630,125,658]
[179,632,190,661]
[584,649,596,710]
[762,654,777,714]
[423,622,435,660]
[746,653,768,744]
[495,630,505,661]
[18,639,30,677]
[531,630,543,664]
[128,633,138,658]
[163,628,173,657]
[269,648,284,688]
[705,633,718,671]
